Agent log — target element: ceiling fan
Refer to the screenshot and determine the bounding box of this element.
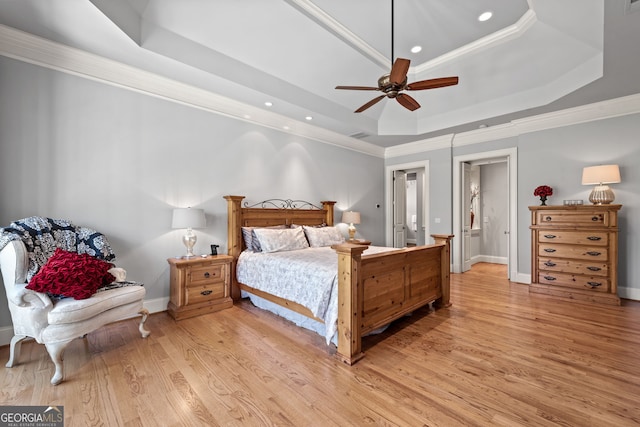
[335,0,459,113]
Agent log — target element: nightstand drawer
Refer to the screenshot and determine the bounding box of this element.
[186,282,225,306]
[538,245,608,261]
[538,231,608,246]
[538,259,608,277]
[188,264,224,286]
[538,272,610,292]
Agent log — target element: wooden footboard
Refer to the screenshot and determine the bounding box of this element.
[224,195,452,365]
[333,235,452,364]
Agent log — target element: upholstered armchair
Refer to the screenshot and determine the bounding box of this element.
[0,217,149,385]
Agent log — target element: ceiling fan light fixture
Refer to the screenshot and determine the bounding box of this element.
[478,11,493,22]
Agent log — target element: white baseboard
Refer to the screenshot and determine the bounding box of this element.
[619,286,640,301]
[471,255,508,265]
[0,297,170,347]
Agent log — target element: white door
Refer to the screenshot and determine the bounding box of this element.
[393,170,407,248]
[463,162,472,272]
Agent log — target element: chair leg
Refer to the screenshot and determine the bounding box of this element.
[138,308,150,338]
[45,341,72,386]
[5,335,28,368]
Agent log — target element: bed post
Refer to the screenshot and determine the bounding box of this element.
[431,234,453,308]
[321,201,336,226]
[332,243,367,365]
[224,195,245,300]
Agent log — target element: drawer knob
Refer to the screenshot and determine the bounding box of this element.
[586,251,601,257]
[544,248,556,253]
[587,236,602,241]
[543,275,556,281]
[201,290,213,296]
[591,216,600,222]
[545,216,552,221]
[204,272,210,278]
[544,234,556,239]
[587,266,602,271]
[544,261,557,267]
[586,282,602,288]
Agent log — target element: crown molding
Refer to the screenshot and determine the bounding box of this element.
[0,24,385,158]
[385,92,640,158]
[384,134,453,158]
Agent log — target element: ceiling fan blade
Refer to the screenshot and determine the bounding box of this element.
[389,58,410,85]
[406,76,459,91]
[335,85,379,91]
[355,95,386,113]
[396,93,420,111]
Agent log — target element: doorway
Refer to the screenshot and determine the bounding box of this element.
[385,161,430,248]
[453,148,518,280]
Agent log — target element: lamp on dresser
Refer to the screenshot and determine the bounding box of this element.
[172,207,206,258]
[342,211,361,241]
[581,164,621,205]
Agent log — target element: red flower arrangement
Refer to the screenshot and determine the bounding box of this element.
[534,185,553,197]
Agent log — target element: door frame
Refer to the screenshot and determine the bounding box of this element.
[385,160,430,247]
[452,148,518,279]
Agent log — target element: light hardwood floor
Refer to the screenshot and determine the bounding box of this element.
[1,263,639,426]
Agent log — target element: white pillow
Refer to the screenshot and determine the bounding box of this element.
[303,226,345,247]
[253,227,310,253]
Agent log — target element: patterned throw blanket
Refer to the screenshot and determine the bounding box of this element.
[0,216,116,282]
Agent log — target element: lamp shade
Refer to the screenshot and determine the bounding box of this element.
[581,165,621,185]
[172,208,206,229]
[342,211,361,224]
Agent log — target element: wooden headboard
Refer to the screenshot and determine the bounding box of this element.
[224,195,336,298]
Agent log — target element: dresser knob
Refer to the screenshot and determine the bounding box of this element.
[591,216,599,221]
[544,248,556,253]
[201,290,213,296]
[586,251,601,256]
[586,282,602,288]
[544,234,556,239]
[544,261,557,267]
[545,216,552,221]
[204,272,210,278]
[543,275,556,281]
[587,266,602,271]
[587,236,602,241]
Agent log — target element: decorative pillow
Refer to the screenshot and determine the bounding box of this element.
[290,223,327,229]
[303,226,345,247]
[241,224,287,251]
[26,248,115,300]
[253,227,309,253]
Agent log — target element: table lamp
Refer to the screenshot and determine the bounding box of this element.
[172,207,206,258]
[342,211,361,241]
[581,164,621,205]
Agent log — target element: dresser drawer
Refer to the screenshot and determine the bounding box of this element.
[538,244,608,261]
[188,264,225,286]
[538,271,610,292]
[186,282,226,306]
[536,211,608,226]
[538,231,608,246]
[538,258,608,277]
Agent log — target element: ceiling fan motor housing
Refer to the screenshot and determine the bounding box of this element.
[378,74,407,98]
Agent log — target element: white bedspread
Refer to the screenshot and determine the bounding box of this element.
[237,246,395,344]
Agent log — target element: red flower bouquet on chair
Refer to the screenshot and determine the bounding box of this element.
[534,185,553,206]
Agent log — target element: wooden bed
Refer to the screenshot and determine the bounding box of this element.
[225,195,452,364]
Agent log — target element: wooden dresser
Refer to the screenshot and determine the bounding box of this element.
[167,255,233,320]
[529,204,621,305]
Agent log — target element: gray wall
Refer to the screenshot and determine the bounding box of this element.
[386,114,640,299]
[0,56,385,328]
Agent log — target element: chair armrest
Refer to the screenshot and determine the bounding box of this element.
[9,283,53,309]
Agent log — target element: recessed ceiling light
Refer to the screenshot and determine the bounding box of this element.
[478,11,493,22]
[305,116,313,121]
[264,101,273,107]
[283,125,290,130]
[410,45,422,54]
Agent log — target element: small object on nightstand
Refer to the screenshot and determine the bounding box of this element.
[210,244,219,255]
[167,254,233,320]
[348,239,371,245]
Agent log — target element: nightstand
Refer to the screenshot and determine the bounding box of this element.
[167,255,233,320]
